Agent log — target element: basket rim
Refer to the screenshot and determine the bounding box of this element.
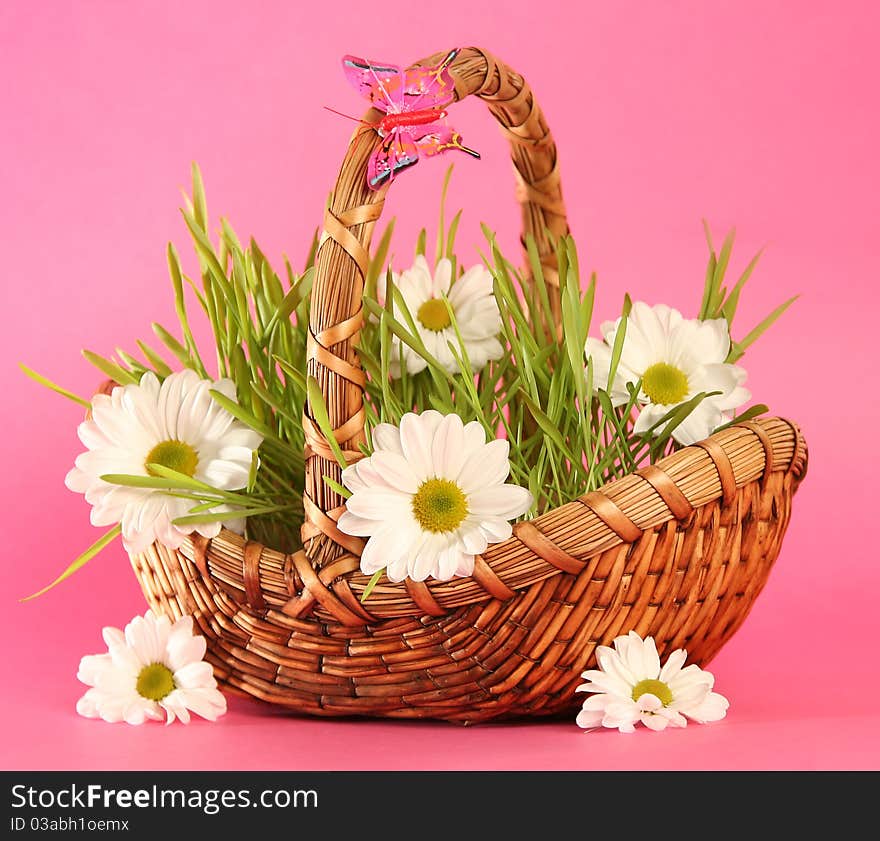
[167,415,807,624]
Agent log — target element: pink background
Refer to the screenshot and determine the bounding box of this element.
[2,0,878,770]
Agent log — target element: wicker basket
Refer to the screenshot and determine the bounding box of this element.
[129,47,807,723]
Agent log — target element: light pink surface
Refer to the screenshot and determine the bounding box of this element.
[1,1,878,770]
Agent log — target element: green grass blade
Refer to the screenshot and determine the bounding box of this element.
[115,348,148,376]
[524,234,555,339]
[445,209,463,259]
[22,524,121,601]
[307,376,348,468]
[361,568,384,603]
[605,309,628,393]
[302,230,320,270]
[520,393,578,463]
[415,228,427,257]
[721,247,764,326]
[151,323,193,368]
[172,504,293,526]
[19,364,91,408]
[262,267,314,339]
[247,450,259,493]
[365,219,395,300]
[729,296,797,362]
[82,350,139,385]
[273,355,307,392]
[435,164,454,265]
[181,208,229,283]
[702,218,715,253]
[699,251,717,320]
[323,475,351,499]
[714,403,770,431]
[709,228,736,316]
[167,242,208,377]
[101,471,224,495]
[208,388,292,451]
[190,162,209,232]
[135,341,173,377]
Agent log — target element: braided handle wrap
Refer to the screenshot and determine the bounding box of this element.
[303,47,568,567]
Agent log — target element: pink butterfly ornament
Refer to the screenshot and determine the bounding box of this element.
[341,49,480,190]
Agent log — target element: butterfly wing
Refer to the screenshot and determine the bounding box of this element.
[401,48,459,111]
[368,129,420,189]
[345,49,471,189]
[412,123,481,160]
[342,55,404,113]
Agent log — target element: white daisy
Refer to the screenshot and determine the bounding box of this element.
[585,302,750,445]
[379,255,503,377]
[77,610,226,725]
[65,369,263,554]
[576,631,729,733]
[337,410,533,583]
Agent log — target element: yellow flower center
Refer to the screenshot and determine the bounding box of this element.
[641,362,689,405]
[416,298,452,332]
[411,478,468,533]
[136,663,176,701]
[631,678,674,706]
[145,440,199,477]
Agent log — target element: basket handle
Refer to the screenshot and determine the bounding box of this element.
[303,47,568,565]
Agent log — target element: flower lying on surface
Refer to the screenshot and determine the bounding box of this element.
[379,255,503,377]
[585,302,750,446]
[337,410,533,582]
[576,631,729,733]
[66,370,263,554]
[77,610,226,725]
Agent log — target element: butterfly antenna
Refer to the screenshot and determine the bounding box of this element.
[439,48,459,70]
[323,106,371,126]
[453,136,481,159]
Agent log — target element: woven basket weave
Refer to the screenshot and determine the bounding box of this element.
[129,47,807,723]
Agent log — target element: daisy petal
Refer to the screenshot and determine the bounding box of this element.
[340,411,530,585]
[399,411,444,479]
[431,413,466,481]
[344,488,411,520]
[457,438,510,493]
[641,713,669,731]
[67,370,263,553]
[371,423,404,455]
[659,648,688,682]
[368,451,420,494]
[75,609,225,726]
[684,691,729,723]
[468,485,533,519]
[576,707,606,730]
